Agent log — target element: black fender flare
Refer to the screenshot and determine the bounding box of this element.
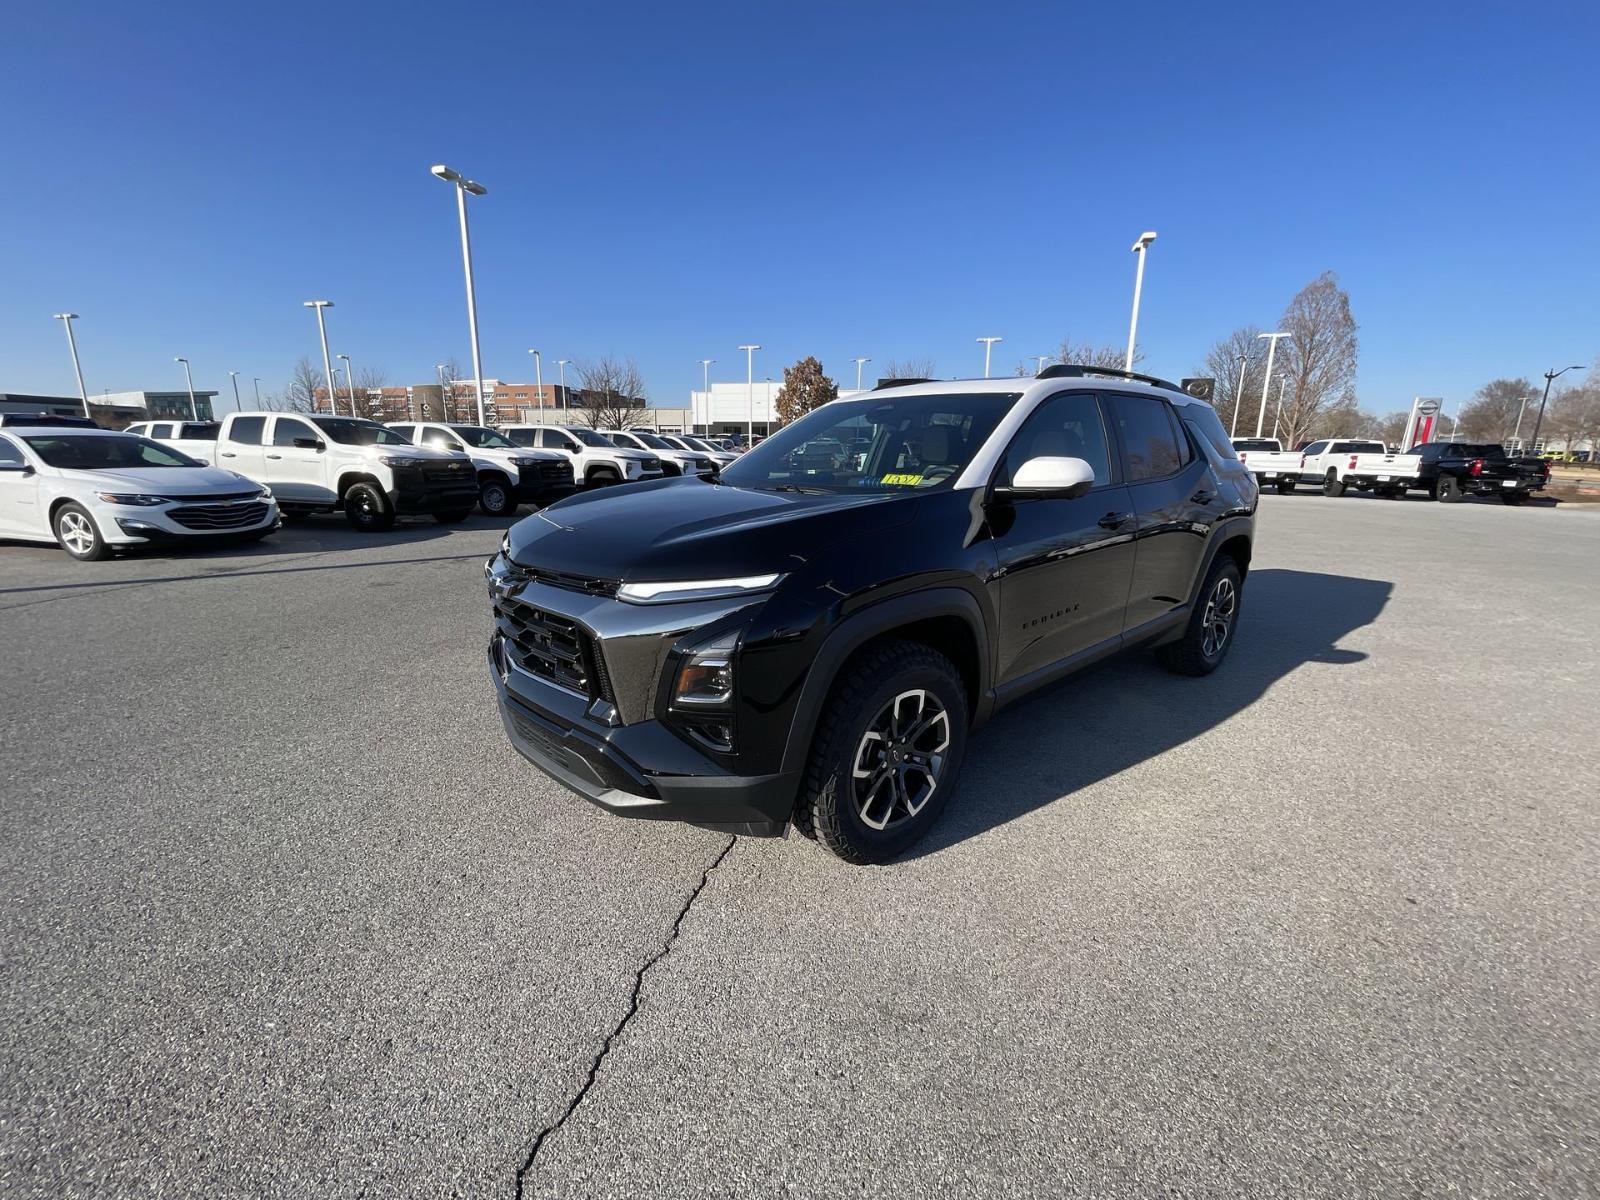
[1186,516,1254,609]
[776,587,992,778]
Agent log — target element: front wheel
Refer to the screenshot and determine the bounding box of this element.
[54,502,110,561]
[1158,556,1243,677]
[1323,470,1346,497]
[587,467,621,488]
[795,640,969,865]
[1437,475,1464,503]
[343,481,396,531]
[478,475,517,517]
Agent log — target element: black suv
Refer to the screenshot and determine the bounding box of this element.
[485,367,1257,862]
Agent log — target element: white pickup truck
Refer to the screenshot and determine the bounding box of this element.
[1296,438,1421,498]
[386,421,576,516]
[124,420,222,466]
[1230,437,1305,494]
[498,423,663,488]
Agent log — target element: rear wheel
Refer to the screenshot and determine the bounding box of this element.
[1323,470,1346,497]
[1275,479,1297,494]
[1437,475,1464,503]
[1158,556,1243,677]
[795,640,969,865]
[54,502,110,561]
[478,475,517,517]
[343,481,396,531]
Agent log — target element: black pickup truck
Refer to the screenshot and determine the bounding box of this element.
[485,367,1257,862]
[1411,441,1551,504]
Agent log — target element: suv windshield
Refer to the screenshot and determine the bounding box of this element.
[311,417,410,446]
[571,429,614,447]
[452,426,518,449]
[630,431,673,450]
[719,392,1016,492]
[23,434,201,469]
[681,436,717,452]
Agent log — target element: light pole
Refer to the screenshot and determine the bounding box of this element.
[528,349,543,419]
[1125,230,1158,371]
[1229,352,1249,438]
[738,344,760,442]
[52,313,89,410]
[1033,355,1049,375]
[1272,376,1287,441]
[853,357,870,392]
[338,354,357,415]
[699,359,715,433]
[557,359,571,414]
[252,377,262,409]
[174,357,198,420]
[332,364,344,414]
[977,336,1003,378]
[1530,365,1584,453]
[1510,393,1537,449]
[228,370,242,413]
[430,164,489,426]
[435,364,448,421]
[1254,331,1289,438]
[302,299,337,416]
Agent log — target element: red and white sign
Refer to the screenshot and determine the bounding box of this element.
[1403,397,1444,450]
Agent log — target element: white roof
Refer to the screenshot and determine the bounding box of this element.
[853,373,1206,407]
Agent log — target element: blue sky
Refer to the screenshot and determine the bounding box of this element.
[3,0,1596,416]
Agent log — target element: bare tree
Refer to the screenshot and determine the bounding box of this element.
[282,356,325,413]
[577,355,649,430]
[1274,272,1359,448]
[1456,378,1537,443]
[1056,337,1139,371]
[1547,380,1600,457]
[340,365,390,420]
[1376,410,1411,449]
[882,357,937,380]
[1198,325,1269,436]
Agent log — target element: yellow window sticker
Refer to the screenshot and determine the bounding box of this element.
[879,472,924,486]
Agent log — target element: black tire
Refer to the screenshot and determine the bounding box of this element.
[1157,555,1244,677]
[54,502,110,561]
[1323,470,1346,497]
[794,640,969,865]
[478,474,517,517]
[1275,479,1296,494]
[343,481,396,531]
[587,467,622,488]
[434,508,473,523]
[1437,475,1464,503]
[1501,490,1529,506]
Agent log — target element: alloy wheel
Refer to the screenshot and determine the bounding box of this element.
[1201,575,1237,658]
[59,512,96,555]
[851,688,950,831]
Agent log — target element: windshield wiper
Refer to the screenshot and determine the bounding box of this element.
[765,483,833,494]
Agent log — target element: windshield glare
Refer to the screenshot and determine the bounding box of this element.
[632,432,672,449]
[23,434,202,470]
[453,426,517,449]
[573,429,614,447]
[719,392,1016,492]
[311,417,410,446]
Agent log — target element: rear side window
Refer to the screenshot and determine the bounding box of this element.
[389,424,416,440]
[180,423,219,440]
[504,428,538,448]
[1108,394,1184,481]
[995,391,1113,487]
[228,416,266,445]
[151,423,176,439]
[1302,440,1328,455]
[1185,405,1239,461]
[0,436,24,465]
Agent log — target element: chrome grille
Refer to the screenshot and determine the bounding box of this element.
[167,501,270,530]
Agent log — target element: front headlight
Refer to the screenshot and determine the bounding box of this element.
[500,531,512,557]
[669,628,740,753]
[624,461,639,475]
[96,492,167,506]
[510,456,545,468]
[617,573,783,605]
[378,455,421,468]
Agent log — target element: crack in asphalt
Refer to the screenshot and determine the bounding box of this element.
[515,835,737,1197]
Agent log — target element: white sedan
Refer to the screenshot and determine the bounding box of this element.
[0,423,279,561]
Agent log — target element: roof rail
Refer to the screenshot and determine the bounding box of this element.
[873,377,934,389]
[1036,364,1185,393]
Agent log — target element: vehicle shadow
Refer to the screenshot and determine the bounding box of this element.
[906,568,1392,859]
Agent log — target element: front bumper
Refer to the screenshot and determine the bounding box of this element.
[388,478,480,514]
[1461,478,1545,495]
[488,641,795,837]
[1347,472,1416,487]
[102,497,279,545]
[513,476,579,506]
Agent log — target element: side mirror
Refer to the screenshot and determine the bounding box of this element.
[999,456,1096,501]
[0,462,34,476]
[293,437,325,451]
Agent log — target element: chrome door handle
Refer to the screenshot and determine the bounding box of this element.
[220,451,237,458]
[266,454,283,460]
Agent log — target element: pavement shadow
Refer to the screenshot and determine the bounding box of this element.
[907,568,1393,858]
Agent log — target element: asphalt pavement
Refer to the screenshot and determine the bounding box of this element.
[3,492,1597,1198]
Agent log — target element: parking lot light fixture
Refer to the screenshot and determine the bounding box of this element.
[1255,332,1290,439]
[1229,352,1249,438]
[557,359,572,414]
[977,336,1003,378]
[338,354,357,415]
[302,300,338,415]
[699,359,715,433]
[228,371,242,413]
[430,164,489,425]
[853,357,870,392]
[252,377,262,408]
[174,357,198,420]
[1033,355,1049,375]
[528,349,542,418]
[1530,365,1585,452]
[738,345,760,442]
[52,313,89,407]
[1125,231,1157,371]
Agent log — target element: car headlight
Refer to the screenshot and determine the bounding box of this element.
[379,455,421,468]
[617,573,783,605]
[500,531,512,557]
[510,456,546,468]
[624,461,639,475]
[96,492,167,506]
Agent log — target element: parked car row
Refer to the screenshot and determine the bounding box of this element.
[4,411,740,562]
[1233,437,1551,504]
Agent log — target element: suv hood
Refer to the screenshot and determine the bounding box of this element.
[66,466,263,496]
[507,479,917,581]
